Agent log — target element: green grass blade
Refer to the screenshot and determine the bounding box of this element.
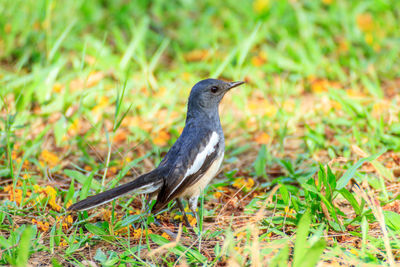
[120,18,149,70]
[64,169,100,191]
[48,21,76,61]
[299,239,326,267]
[293,211,311,267]
[15,226,34,267]
[336,150,385,190]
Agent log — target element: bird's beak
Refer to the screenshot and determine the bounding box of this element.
[226,81,245,90]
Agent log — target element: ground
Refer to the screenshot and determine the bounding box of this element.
[1,0,400,266]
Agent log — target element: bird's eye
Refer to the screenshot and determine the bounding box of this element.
[210,86,218,93]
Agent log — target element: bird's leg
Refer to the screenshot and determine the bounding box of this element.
[188,196,199,229]
[144,194,152,212]
[176,198,191,227]
[189,196,203,250]
[153,219,177,239]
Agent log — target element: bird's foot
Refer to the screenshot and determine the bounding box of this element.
[153,219,178,239]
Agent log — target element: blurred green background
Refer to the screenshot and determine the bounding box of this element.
[1,0,399,153]
[1,0,400,265]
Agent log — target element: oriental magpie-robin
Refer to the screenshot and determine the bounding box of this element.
[68,79,244,223]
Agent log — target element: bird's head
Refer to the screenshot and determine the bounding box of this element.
[187,79,244,113]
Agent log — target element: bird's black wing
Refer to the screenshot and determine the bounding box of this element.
[152,125,221,212]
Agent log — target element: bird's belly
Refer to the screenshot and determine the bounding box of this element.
[181,152,224,198]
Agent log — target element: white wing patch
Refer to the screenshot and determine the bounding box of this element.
[168,131,219,198]
[185,131,219,177]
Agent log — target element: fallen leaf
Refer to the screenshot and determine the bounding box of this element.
[86,71,104,87]
[113,130,128,143]
[69,78,84,91]
[153,130,170,146]
[184,49,209,62]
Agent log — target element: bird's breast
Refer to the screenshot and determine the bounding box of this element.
[180,151,224,198]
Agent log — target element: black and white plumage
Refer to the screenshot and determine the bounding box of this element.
[68,79,244,219]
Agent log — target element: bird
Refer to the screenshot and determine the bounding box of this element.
[68,78,244,225]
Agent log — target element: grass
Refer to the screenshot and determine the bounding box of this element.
[1,0,400,265]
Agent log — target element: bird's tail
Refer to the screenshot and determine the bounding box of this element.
[67,171,163,212]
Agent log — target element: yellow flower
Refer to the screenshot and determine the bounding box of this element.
[96,95,109,109]
[53,83,64,93]
[109,166,118,175]
[174,214,183,221]
[253,0,270,14]
[68,119,80,136]
[44,186,57,197]
[349,248,359,256]
[189,217,197,226]
[40,150,59,168]
[4,183,29,205]
[65,199,72,208]
[365,33,373,45]
[33,185,61,211]
[161,232,171,240]
[102,209,112,221]
[233,178,254,191]
[129,209,141,215]
[311,79,329,93]
[116,226,130,235]
[59,238,69,247]
[356,13,373,33]
[284,206,290,213]
[49,199,61,211]
[246,178,255,189]
[84,165,92,171]
[11,150,17,160]
[32,219,50,232]
[254,132,270,145]
[233,178,245,189]
[65,215,73,224]
[92,96,110,122]
[57,215,74,230]
[251,51,268,67]
[124,157,132,164]
[331,100,342,110]
[10,189,23,205]
[3,184,12,193]
[213,191,222,199]
[132,229,142,239]
[180,72,191,81]
[235,231,247,239]
[372,101,388,117]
